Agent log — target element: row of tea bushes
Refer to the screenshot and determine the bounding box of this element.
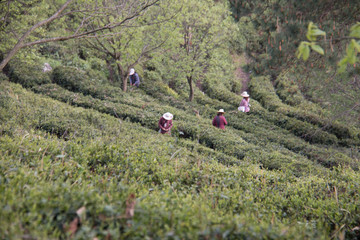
[226,113,358,169]
[202,71,359,146]
[52,66,232,121]
[201,75,343,146]
[31,82,328,175]
[8,60,52,88]
[2,81,360,239]
[249,75,359,143]
[32,81,358,171]
[274,72,360,146]
[274,71,308,107]
[1,127,359,238]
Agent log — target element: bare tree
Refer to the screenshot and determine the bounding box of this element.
[0,0,160,71]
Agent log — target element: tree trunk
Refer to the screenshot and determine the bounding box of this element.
[117,63,127,92]
[106,60,115,83]
[187,75,194,102]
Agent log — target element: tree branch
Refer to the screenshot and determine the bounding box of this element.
[0,0,74,71]
[0,0,160,71]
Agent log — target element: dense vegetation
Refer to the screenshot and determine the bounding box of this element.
[1,0,360,239]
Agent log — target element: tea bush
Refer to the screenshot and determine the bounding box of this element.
[275,72,358,143]
[274,71,304,106]
[33,83,346,174]
[226,113,357,169]
[0,72,8,81]
[249,75,359,143]
[1,81,360,239]
[8,59,51,88]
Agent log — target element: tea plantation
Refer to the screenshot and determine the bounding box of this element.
[1,65,360,239]
[1,0,360,239]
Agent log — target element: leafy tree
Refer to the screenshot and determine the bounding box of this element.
[83,1,178,91]
[148,0,235,101]
[0,0,160,72]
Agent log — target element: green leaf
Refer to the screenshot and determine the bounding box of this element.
[311,44,324,55]
[350,22,360,38]
[348,54,357,65]
[337,57,348,73]
[346,42,355,56]
[352,40,360,52]
[306,22,325,41]
[306,32,314,41]
[297,42,305,59]
[312,29,326,36]
[302,45,310,61]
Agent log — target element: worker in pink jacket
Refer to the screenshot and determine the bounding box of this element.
[212,109,228,130]
[238,91,250,113]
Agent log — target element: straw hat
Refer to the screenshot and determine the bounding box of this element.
[241,91,250,97]
[129,68,135,75]
[217,109,225,113]
[163,112,173,120]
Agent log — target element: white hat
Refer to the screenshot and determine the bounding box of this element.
[163,112,173,120]
[217,109,225,113]
[129,68,135,75]
[241,91,250,97]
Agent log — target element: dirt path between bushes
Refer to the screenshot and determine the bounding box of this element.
[232,54,251,92]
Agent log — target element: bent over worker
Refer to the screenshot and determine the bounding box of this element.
[212,109,227,130]
[159,112,173,135]
[129,68,140,87]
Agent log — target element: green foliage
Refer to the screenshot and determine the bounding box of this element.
[306,22,326,42]
[2,69,360,239]
[1,0,360,238]
[248,75,359,143]
[8,59,51,88]
[297,22,360,73]
[0,72,8,82]
[231,0,359,76]
[143,0,237,100]
[297,22,326,61]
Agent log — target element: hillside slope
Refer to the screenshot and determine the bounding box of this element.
[1,62,360,238]
[1,0,360,238]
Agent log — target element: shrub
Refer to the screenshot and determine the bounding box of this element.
[249,75,358,143]
[0,72,8,82]
[32,83,329,175]
[8,60,51,88]
[52,66,92,94]
[2,81,360,239]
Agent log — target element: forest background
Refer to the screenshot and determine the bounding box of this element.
[1,0,360,239]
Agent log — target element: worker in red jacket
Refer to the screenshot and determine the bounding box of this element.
[212,109,227,130]
[159,112,173,135]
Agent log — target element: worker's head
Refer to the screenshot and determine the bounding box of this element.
[217,109,225,116]
[163,112,173,120]
[241,91,250,99]
[129,68,135,75]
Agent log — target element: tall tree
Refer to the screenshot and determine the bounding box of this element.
[83,1,177,91]
[0,0,160,72]
[150,0,233,101]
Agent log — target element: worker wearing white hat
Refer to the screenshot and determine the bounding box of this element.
[212,109,228,130]
[129,68,140,87]
[159,112,174,134]
[238,91,251,112]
